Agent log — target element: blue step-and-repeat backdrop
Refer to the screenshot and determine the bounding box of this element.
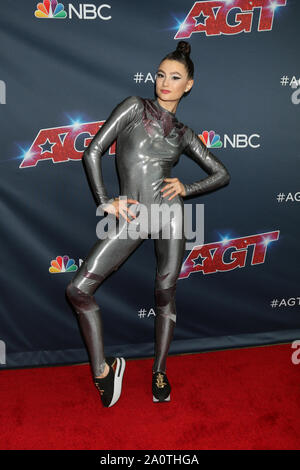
[0,0,299,369]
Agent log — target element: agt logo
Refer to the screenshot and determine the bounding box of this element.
[174,0,287,39]
[18,120,116,168]
[17,122,259,168]
[34,0,112,20]
[179,230,280,278]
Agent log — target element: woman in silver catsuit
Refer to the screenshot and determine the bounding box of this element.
[66,41,230,407]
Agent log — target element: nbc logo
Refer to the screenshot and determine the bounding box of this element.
[199,130,222,149]
[49,255,78,273]
[35,0,67,18]
[34,1,112,20]
[200,130,260,149]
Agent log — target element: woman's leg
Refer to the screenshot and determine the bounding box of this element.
[66,214,145,378]
[152,202,186,374]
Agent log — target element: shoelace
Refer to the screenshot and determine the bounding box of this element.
[95,384,104,395]
[94,359,117,395]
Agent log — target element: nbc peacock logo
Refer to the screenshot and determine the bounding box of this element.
[35,0,67,19]
[199,130,223,149]
[49,255,78,274]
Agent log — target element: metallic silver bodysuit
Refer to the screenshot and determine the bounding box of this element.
[66,95,230,377]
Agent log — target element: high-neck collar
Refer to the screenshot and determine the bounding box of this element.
[153,98,176,117]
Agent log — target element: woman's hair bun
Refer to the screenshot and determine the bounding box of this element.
[160,40,194,80]
[175,41,191,57]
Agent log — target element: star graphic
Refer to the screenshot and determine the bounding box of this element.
[39,138,56,154]
[192,253,207,267]
[194,11,209,26]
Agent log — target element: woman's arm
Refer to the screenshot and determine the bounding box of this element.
[182,127,230,198]
[82,95,141,206]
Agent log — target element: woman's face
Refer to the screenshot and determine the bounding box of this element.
[155,59,194,102]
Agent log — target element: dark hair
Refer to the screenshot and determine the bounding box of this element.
[160,41,194,80]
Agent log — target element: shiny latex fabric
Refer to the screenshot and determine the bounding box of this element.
[66,96,230,378]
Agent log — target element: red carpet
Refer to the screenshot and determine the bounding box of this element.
[0,343,300,450]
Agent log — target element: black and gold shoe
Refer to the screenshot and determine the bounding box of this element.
[152,371,171,402]
[94,357,126,407]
